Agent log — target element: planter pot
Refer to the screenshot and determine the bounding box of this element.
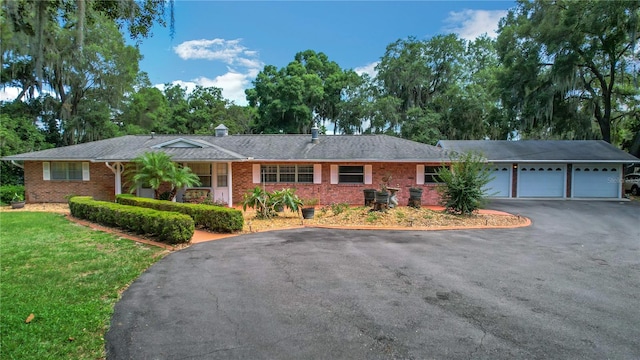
[375,191,389,204]
[10,201,25,209]
[301,207,315,219]
[409,188,423,199]
[363,189,376,206]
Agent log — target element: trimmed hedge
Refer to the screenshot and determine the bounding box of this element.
[116,194,243,233]
[69,196,194,244]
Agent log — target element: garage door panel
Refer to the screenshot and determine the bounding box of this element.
[518,164,565,198]
[573,165,620,198]
[484,166,511,197]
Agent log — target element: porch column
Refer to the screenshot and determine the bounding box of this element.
[105,162,124,196]
[227,161,233,207]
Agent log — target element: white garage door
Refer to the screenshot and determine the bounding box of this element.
[572,164,620,198]
[518,164,566,198]
[484,165,511,197]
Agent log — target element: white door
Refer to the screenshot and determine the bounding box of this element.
[484,165,511,197]
[213,163,229,204]
[518,164,566,198]
[572,164,621,198]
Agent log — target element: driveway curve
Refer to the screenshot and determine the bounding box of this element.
[106,200,640,359]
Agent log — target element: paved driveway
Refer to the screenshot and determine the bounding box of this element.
[106,200,640,359]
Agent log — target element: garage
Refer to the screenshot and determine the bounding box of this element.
[572,164,621,198]
[518,164,566,198]
[437,140,638,200]
[483,165,511,197]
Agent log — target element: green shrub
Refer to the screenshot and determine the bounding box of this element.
[0,185,24,204]
[437,151,493,215]
[116,194,243,233]
[69,196,194,244]
[330,202,349,215]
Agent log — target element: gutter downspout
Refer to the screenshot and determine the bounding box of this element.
[10,160,24,169]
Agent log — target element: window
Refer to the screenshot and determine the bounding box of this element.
[260,165,314,183]
[424,166,443,183]
[51,162,83,180]
[339,165,364,184]
[216,163,228,187]
[186,163,212,187]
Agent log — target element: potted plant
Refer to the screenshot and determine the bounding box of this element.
[272,189,304,213]
[301,197,319,219]
[10,193,25,209]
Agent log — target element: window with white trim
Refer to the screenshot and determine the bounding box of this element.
[260,165,314,183]
[339,165,364,184]
[51,162,83,180]
[424,166,443,183]
[186,163,212,187]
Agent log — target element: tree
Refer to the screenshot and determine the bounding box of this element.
[118,86,171,134]
[127,151,201,200]
[496,0,640,144]
[0,101,51,185]
[247,50,352,134]
[2,0,174,96]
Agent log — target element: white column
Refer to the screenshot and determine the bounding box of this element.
[115,162,122,195]
[106,162,123,197]
[227,162,233,207]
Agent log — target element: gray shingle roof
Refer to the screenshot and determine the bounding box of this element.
[437,140,640,163]
[2,134,450,162]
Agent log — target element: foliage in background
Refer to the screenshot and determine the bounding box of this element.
[0,185,24,204]
[437,151,493,215]
[0,212,165,359]
[2,0,638,167]
[496,0,640,152]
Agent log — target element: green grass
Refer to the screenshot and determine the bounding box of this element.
[0,212,166,359]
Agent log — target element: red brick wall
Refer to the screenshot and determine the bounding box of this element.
[231,162,443,206]
[24,161,115,203]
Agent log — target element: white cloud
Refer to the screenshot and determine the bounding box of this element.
[173,38,260,66]
[0,87,21,101]
[170,38,263,105]
[443,9,508,40]
[354,62,378,79]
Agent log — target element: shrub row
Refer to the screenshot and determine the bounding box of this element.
[0,185,24,204]
[116,194,243,233]
[69,196,194,244]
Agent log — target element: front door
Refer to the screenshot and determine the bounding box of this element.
[213,163,229,204]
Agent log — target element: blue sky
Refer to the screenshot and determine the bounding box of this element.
[137,1,516,105]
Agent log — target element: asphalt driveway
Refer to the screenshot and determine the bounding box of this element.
[106,200,640,359]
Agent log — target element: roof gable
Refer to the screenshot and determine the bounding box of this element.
[152,138,211,148]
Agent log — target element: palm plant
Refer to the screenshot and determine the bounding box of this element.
[127,151,201,200]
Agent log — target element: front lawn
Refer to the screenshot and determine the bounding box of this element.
[0,212,166,359]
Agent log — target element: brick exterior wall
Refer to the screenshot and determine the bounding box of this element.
[24,160,445,206]
[24,161,115,203]
[231,162,443,206]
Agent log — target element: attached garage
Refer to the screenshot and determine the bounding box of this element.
[518,164,566,198]
[572,164,621,198]
[484,165,511,197]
